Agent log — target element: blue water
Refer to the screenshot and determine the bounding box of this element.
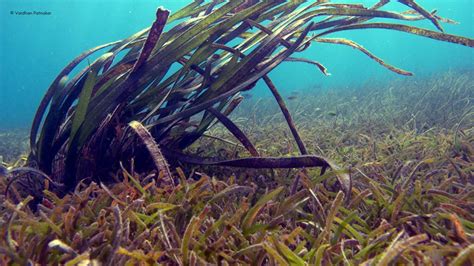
[0,0,473,128]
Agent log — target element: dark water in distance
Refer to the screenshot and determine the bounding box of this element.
[0,0,473,128]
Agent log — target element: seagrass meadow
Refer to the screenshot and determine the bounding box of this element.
[1,0,474,265]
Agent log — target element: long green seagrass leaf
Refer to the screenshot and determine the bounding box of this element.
[149,21,313,128]
[102,28,150,72]
[168,0,204,23]
[296,7,420,25]
[136,1,243,90]
[139,1,274,122]
[69,52,114,147]
[251,0,301,24]
[226,1,307,59]
[398,0,443,31]
[317,23,474,47]
[309,0,390,31]
[242,187,283,233]
[83,1,246,132]
[263,75,308,155]
[30,41,119,157]
[207,107,259,157]
[36,71,89,166]
[162,147,330,169]
[263,242,290,266]
[270,235,306,266]
[150,0,244,63]
[213,1,292,51]
[196,18,296,102]
[285,57,330,75]
[315,38,412,75]
[156,0,269,90]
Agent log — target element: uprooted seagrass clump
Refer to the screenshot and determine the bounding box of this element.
[26,0,473,195]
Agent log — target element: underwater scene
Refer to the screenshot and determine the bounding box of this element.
[0,0,473,264]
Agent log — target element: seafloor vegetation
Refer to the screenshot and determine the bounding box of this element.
[1,71,473,265]
[0,129,28,164]
[1,0,473,264]
[25,0,473,193]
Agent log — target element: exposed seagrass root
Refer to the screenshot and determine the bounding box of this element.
[129,121,173,185]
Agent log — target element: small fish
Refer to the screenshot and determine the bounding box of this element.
[327,111,337,116]
[313,84,322,90]
[287,95,298,100]
[242,93,253,99]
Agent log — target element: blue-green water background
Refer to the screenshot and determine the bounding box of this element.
[0,0,472,129]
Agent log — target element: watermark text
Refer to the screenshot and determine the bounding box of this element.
[10,11,52,16]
